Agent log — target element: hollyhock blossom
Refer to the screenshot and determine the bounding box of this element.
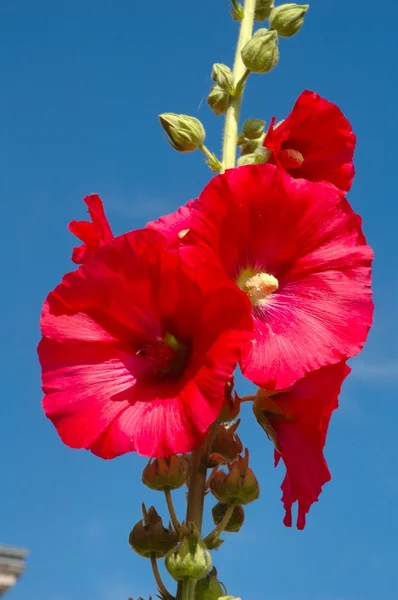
[263,90,356,193]
[146,199,195,243]
[68,194,114,264]
[181,164,373,389]
[254,362,350,529]
[38,228,252,458]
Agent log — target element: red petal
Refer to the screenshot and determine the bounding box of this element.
[270,362,350,528]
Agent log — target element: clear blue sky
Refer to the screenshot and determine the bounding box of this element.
[1,1,397,599]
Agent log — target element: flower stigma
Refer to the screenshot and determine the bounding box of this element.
[137,332,189,379]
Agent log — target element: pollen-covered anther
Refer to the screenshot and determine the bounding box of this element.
[178,228,190,239]
[279,148,304,170]
[243,272,279,303]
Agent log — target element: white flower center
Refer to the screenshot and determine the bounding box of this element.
[236,269,279,304]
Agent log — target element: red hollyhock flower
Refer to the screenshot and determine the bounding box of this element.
[254,361,350,529]
[263,90,356,193]
[146,199,195,243]
[38,229,252,459]
[182,164,373,389]
[68,194,114,264]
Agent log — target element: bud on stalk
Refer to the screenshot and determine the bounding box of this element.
[165,523,212,581]
[241,29,279,74]
[269,3,309,37]
[129,505,178,558]
[159,113,205,152]
[209,450,260,505]
[142,455,189,491]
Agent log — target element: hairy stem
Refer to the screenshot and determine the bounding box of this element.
[222,0,256,169]
[165,488,181,535]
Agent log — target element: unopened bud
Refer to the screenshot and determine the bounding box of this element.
[209,450,259,505]
[218,378,241,422]
[208,421,243,467]
[255,0,274,21]
[129,505,178,558]
[165,523,212,581]
[254,146,272,164]
[237,154,257,167]
[241,29,279,74]
[269,3,309,37]
[159,113,205,152]
[243,118,266,140]
[194,570,225,600]
[240,139,263,156]
[212,502,245,533]
[208,85,230,116]
[211,63,234,94]
[142,455,189,491]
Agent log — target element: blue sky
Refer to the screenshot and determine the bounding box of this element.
[1,1,397,599]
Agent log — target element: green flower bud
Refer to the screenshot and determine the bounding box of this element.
[159,113,205,152]
[194,570,225,600]
[212,502,245,533]
[254,146,273,164]
[207,86,230,116]
[129,504,178,559]
[241,29,279,74]
[269,3,309,37]
[211,63,234,94]
[242,118,266,140]
[165,523,212,581]
[237,153,257,167]
[254,0,274,21]
[240,139,262,156]
[142,455,189,491]
[209,450,260,505]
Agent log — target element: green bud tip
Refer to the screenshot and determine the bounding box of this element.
[269,3,309,38]
[241,29,279,74]
[242,118,266,140]
[159,113,205,152]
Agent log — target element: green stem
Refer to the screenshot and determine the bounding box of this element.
[222,0,256,169]
[181,578,196,600]
[165,488,181,535]
[204,503,236,546]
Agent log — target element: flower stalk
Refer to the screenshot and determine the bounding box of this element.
[150,554,175,600]
[222,0,257,169]
[164,489,181,535]
[204,503,237,547]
